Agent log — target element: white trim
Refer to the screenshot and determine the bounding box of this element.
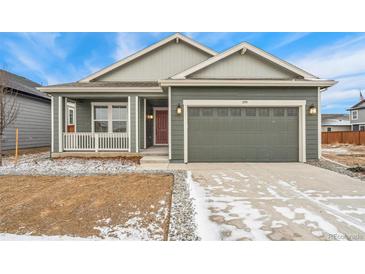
[144,98,146,149]
[153,107,168,146]
[79,33,216,83]
[172,42,317,80]
[351,110,358,120]
[91,102,128,138]
[58,96,63,153]
[318,87,321,159]
[65,101,77,132]
[51,96,54,153]
[38,87,163,93]
[168,87,172,159]
[159,79,337,87]
[128,97,131,152]
[183,100,306,163]
[136,96,139,153]
[64,98,67,132]
[349,122,365,125]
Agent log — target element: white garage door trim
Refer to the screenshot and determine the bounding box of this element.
[183,100,306,163]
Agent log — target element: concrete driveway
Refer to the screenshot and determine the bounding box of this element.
[170,163,365,241]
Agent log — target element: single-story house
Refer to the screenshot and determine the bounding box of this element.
[39,33,336,163]
[321,114,351,132]
[1,69,51,151]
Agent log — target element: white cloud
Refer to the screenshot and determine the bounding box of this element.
[287,34,365,113]
[271,32,310,49]
[114,33,146,60]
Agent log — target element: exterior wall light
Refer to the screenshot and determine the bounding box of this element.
[147,114,153,120]
[309,104,317,115]
[176,103,182,115]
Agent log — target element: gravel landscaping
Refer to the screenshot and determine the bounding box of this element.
[307,159,365,181]
[0,152,199,241]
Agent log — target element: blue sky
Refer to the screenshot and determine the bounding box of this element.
[1,32,365,114]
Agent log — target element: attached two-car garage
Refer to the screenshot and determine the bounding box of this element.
[185,102,304,163]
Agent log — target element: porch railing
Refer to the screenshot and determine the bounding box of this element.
[63,132,129,151]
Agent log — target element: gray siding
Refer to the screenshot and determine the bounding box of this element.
[96,41,211,81]
[2,94,51,150]
[170,87,319,162]
[190,51,298,79]
[350,107,365,125]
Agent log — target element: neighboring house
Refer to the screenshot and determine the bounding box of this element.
[321,114,351,132]
[1,69,51,151]
[39,33,336,163]
[348,95,365,131]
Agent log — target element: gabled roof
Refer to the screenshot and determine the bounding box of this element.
[0,69,49,100]
[80,33,217,83]
[348,99,365,110]
[171,42,318,80]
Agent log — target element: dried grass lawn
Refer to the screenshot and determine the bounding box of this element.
[0,174,173,240]
[322,144,365,166]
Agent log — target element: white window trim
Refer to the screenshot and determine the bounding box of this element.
[91,102,128,133]
[352,110,358,120]
[183,100,306,163]
[153,107,169,146]
[65,101,77,132]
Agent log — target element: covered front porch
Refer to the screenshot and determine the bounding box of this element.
[51,94,168,156]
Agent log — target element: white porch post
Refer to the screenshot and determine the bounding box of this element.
[58,96,63,152]
[136,96,139,153]
[168,87,172,160]
[128,96,131,152]
[51,96,54,153]
[144,98,146,149]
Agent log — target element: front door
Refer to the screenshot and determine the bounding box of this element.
[155,109,168,145]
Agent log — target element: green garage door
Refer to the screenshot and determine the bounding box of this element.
[188,107,299,162]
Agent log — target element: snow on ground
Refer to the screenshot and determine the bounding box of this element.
[188,168,365,241]
[0,152,134,175]
[0,233,97,241]
[188,171,271,240]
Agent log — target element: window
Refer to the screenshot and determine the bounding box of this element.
[68,109,74,124]
[189,108,200,117]
[92,103,128,133]
[258,108,270,117]
[245,108,256,117]
[327,127,332,132]
[217,108,229,117]
[352,110,358,120]
[360,125,365,131]
[112,106,127,132]
[94,106,108,132]
[353,125,359,131]
[201,108,214,117]
[287,107,298,117]
[230,108,241,116]
[273,108,285,117]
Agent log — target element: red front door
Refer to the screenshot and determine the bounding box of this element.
[155,109,168,145]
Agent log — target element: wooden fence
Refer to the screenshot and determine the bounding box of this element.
[322,131,365,145]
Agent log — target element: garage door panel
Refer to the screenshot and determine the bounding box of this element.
[188,107,299,162]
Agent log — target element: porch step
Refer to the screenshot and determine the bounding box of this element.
[141,151,168,156]
[140,155,169,164]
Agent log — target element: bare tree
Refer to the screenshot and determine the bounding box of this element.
[0,70,19,166]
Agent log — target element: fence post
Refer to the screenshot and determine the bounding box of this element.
[95,133,99,152]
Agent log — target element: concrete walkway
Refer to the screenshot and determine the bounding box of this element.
[139,162,365,240]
